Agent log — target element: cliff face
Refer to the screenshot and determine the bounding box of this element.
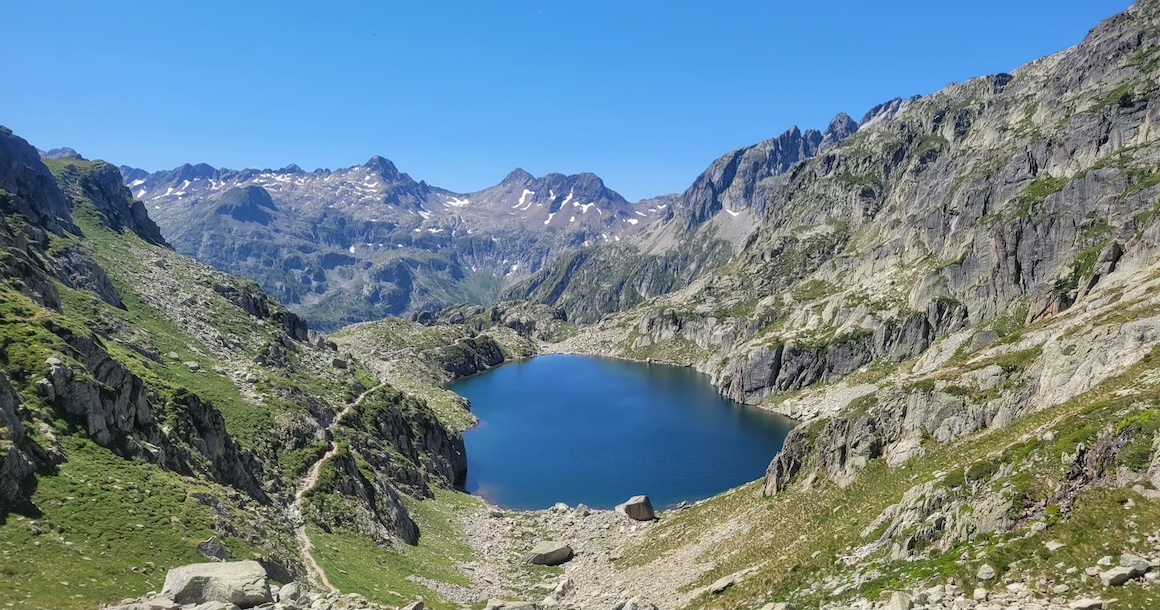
[547,0,1160,498]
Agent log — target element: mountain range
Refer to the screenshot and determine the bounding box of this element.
[6,2,1160,610]
[114,104,894,330]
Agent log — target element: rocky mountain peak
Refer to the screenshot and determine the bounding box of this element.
[501,168,535,185]
[364,155,401,181]
[0,126,76,235]
[39,147,86,161]
[820,112,859,152]
[212,185,278,225]
[859,96,921,129]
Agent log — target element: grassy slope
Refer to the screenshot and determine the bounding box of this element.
[310,489,481,610]
[1,162,489,609]
[620,346,1160,610]
[0,437,264,610]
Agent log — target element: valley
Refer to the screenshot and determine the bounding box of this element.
[5,2,1160,610]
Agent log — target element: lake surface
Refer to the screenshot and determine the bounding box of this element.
[452,354,794,510]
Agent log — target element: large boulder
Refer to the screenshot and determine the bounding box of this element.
[616,495,656,521]
[1099,566,1139,587]
[161,560,273,608]
[522,541,574,566]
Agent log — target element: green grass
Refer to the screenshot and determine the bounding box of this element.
[0,436,264,610]
[1017,176,1069,217]
[791,279,838,302]
[310,489,480,609]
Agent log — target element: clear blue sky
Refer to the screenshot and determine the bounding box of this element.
[2,0,1133,200]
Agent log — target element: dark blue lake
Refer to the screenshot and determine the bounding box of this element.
[453,354,795,510]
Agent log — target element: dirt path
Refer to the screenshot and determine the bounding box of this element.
[292,382,387,592]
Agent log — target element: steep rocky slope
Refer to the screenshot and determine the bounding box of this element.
[503,0,1160,607]
[0,127,520,610]
[9,2,1160,610]
[121,158,663,331]
[503,111,892,323]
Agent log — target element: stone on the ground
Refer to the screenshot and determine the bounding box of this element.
[551,502,569,512]
[197,537,229,562]
[1069,600,1105,610]
[161,560,272,608]
[188,603,240,610]
[401,601,424,610]
[976,564,996,581]
[143,598,177,610]
[1097,555,1114,566]
[522,541,573,566]
[616,495,656,521]
[277,582,302,603]
[1099,565,1138,586]
[972,587,987,601]
[759,604,794,610]
[1121,552,1153,572]
[1045,540,1065,552]
[485,601,539,610]
[574,504,590,517]
[886,591,912,610]
[708,575,735,594]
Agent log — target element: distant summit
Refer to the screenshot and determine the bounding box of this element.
[39,147,86,161]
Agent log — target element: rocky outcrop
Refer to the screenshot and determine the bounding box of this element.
[51,157,167,246]
[307,451,420,546]
[0,126,75,235]
[0,372,40,512]
[351,387,467,491]
[723,301,968,404]
[212,281,308,341]
[430,336,507,378]
[36,324,269,502]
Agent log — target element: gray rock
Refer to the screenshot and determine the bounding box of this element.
[1068,600,1104,610]
[976,564,996,581]
[277,583,302,603]
[401,602,424,610]
[484,601,539,610]
[197,537,229,562]
[143,598,178,610]
[708,575,735,594]
[886,591,913,610]
[1099,565,1138,586]
[522,541,573,566]
[968,329,999,352]
[616,496,656,521]
[1120,552,1152,572]
[189,603,241,610]
[161,560,272,608]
